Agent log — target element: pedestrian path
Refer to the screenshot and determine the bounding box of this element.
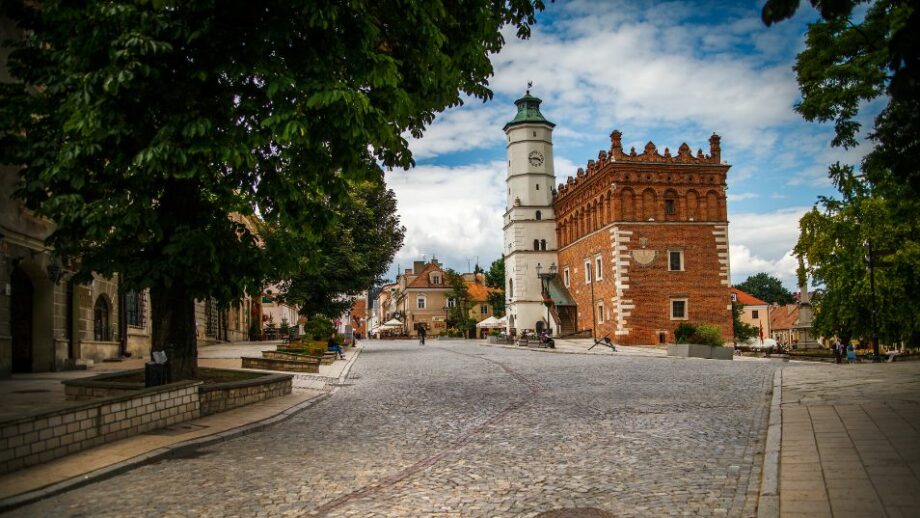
[777,362,920,517]
[0,345,362,511]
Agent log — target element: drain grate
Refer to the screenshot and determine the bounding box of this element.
[146,423,208,436]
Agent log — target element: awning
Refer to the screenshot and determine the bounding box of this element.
[476,316,503,328]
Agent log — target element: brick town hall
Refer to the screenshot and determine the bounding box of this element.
[503,90,733,345]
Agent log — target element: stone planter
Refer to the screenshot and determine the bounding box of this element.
[667,343,733,361]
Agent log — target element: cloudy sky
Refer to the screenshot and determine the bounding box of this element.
[384,0,873,288]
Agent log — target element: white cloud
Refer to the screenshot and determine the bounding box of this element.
[406,105,507,160]
[727,192,757,202]
[729,207,809,288]
[385,162,507,275]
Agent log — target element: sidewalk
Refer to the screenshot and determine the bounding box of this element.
[777,362,920,517]
[0,345,362,512]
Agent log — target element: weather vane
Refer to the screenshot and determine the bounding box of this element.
[527,80,533,94]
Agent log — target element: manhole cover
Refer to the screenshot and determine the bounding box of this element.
[534,509,616,518]
[11,389,51,394]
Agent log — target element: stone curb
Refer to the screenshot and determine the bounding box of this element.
[757,368,782,518]
[0,347,364,513]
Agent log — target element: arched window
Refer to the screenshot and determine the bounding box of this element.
[533,239,539,251]
[94,296,111,341]
[508,279,514,298]
[535,210,542,220]
[540,239,546,251]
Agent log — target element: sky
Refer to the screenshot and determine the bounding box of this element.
[383,0,874,289]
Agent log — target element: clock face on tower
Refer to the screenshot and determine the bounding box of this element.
[529,150,544,167]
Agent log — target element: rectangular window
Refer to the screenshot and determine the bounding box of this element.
[448,298,456,308]
[669,250,683,271]
[125,290,145,328]
[481,305,488,315]
[751,310,759,319]
[584,261,592,283]
[595,256,603,280]
[665,199,676,215]
[597,303,604,323]
[417,297,426,309]
[671,299,688,320]
[563,267,570,287]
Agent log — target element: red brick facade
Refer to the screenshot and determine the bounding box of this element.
[554,131,733,345]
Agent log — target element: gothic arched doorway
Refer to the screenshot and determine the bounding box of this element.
[11,266,34,373]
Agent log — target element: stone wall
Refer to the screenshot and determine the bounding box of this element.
[199,374,292,416]
[241,356,319,373]
[0,380,200,475]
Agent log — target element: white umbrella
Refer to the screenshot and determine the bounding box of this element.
[381,318,404,329]
[476,316,502,328]
[497,315,509,326]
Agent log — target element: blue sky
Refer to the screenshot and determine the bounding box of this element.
[384,0,874,289]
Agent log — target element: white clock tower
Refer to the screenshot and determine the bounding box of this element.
[503,90,558,335]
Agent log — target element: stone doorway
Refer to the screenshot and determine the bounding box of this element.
[11,266,34,373]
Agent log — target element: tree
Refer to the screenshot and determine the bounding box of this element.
[735,273,795,305]
[445,269,474,337]
[485,256,506,316]
[795,165,920,347]
[731,304,759,344]
[762,0,920,195]
[272,178,404,319]
[0,1,544,379]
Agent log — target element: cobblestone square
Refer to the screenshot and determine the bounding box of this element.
[6,341,778,517]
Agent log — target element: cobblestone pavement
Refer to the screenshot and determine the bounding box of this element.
[7,340,778,517]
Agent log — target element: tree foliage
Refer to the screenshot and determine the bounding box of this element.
[0,0,544,379]
[272,178,405,319]
[735,273,795,305]
[795,165,920,345]
[762,0,920,194]
[485,256,505,316]
[445,269,474,336]
[731,304,759,343]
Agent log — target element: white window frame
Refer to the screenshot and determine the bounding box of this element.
[597,302,604,323]
[670,298,688,320]
[595,255,603,280]
[668,250,684,272]
[447,298,456,308]
[417,296,427,310]
[584,261,592,284]
[563,267,570,288]
[481,305,488,315]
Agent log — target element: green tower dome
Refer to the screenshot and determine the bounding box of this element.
[503,90,555,131]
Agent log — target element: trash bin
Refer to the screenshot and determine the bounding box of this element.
[145,350,171,387]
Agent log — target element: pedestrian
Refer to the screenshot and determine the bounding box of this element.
[327,333,346,360]
[833,339,842,364]
[846,343,856,364]
[418,325,426,345]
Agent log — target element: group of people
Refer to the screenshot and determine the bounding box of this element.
[832,339,857,364]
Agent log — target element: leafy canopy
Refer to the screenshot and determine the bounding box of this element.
[735,273,795,305]
[485,256,506,316]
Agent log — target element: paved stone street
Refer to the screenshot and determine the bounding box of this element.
[6,340,778,517]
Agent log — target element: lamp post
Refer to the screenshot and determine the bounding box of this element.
[864,240,881,362]
[536,262,557,335]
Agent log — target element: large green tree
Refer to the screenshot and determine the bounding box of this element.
[271,178,404,319]
[735,273,795,305]
[0,0,544,379]
[445,269,474,337]
[485,256,505,316]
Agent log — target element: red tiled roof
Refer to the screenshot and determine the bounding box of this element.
[465,281,498,302]
[770,304,800,331]
[731,287,767,306]
[405,262,447,289]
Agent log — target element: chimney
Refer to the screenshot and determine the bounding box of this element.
[413,261,425,273]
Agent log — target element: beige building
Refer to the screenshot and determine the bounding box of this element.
[730,287,770,338]
[396,260,451,336]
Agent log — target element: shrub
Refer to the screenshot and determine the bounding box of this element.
[674,322,697,344]
[303,316,335,341]
[689,324,724,346]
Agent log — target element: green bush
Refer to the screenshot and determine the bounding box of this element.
[689,324,724,346]
[303,316,335,341]
[674,322,697,343]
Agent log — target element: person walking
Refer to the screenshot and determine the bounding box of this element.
[418,325,426,345]
[846,342,857,364]
[833,339,843,364]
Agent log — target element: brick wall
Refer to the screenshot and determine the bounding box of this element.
[241,357,319,373]
[0,380,201,475]
[199,375,292,416]
[558,222,733,345]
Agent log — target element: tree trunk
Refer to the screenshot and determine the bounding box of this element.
[150,282,198,380]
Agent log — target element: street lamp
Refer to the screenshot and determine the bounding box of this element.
[864,240,881,362]
[536,262,557,335]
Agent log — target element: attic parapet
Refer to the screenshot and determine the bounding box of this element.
[607,129,722,165]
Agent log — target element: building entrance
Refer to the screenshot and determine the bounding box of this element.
[11,266,34,373]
